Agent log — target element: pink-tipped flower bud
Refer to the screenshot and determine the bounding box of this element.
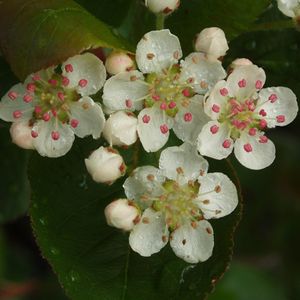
[145,0,180,15]
[103,111,138,146]
[195,27,229,59]
[105,199,140,231]
[10,121,35,150]
[105,51,136,75]
[85,147,126,184]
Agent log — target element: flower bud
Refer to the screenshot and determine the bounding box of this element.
[10,121,35,150]
[228,58,253,74]
[103,111,138,146]
[85,147,126,184]
[105,199,140,231]
[105,51,135,75]
[195,27,229,59]
[145,0,180,15]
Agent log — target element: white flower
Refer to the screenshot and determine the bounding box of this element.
[116,143,238,263]
[105,199,140,231]
[103,111,138,146]
[0,53,106,157]
[195,27,229,60]
[103,30,226,152]
[85,146,126,184]
[277,0,300,18]
[105,51,135,75]
[198,64,298,170]
[145,0,180,15]
[10,121,35,150]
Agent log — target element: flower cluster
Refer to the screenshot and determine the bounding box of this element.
[0,19,298,263]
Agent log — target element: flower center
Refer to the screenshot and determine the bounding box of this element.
[144,65,194,117]
[152,180,202,230]
[219,97,263,139]
[28,74,80,123]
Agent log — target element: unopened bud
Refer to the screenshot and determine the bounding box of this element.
[105,199,140,231]
[105,51,135,75]
[85,147,126,184]
[145,0,180,15]
[228,58,253,74]
[195,27,229,59]
[10,121,35,150]
[103,111,138,146]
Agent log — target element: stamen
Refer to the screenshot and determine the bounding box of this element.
[31,131,38,138]
[238,79,246,88]
[248,128,257,136]
[168,101,176,109]
[70,119,79,128]
[212,104,220,113]
[268,94,277,103]
[51,131,60,141]
[220,88,228,96]
[160,124,169,134]
[13,110,22,119]
[79,79,88,88]
[26,83,36,93]
[8,91,18,100]
[65,64,73,73]
[259,135,268,143]
[23,94,33,103]
[142,115,150,123]
[255,80,263,89]
[276,115,285,123]
[243,143,253,152]
[210,125,219,134]
[222,139,231,149]
[184,112,193,122]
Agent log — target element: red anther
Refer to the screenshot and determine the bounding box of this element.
[32,74,41,81]
[259,109,267,117]
[269,94,278,103]
[125,99,133,108]
[27,83,36,93]
[13,110,22,119]
[31,130,38,138]
[255,80,263,89]
[152,94,160,101]
[210,125,219,134]
[34,106,42,114]
[65,64,73,73]
[222,139,232,149]
[48,79,57,86]
[62,76,70,87]
[57,92,65,101]
[212,104,220,113]
[78,79,88,87]
[243,143,253,152]
[160,124,169,134]
[259,119,267,129]
[160,102,167,110]
[238,79,246,88]
[184,112,193,122]
[168,101,176,109]
[259,135,268,143]
[23,94,33,103]
[142,115,150,123]
[220,88,228,96]
[51,131,60,140]
[51,109,57,117]
[248,128,257,136]
[70,119,79,128]
[8,91,17,100]
[182,88,190,97]
[276,115,285,123]
[42,113,51,122]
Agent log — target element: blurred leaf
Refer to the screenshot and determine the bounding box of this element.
[209,262,287,300]
[0,127,30,224]
[167,0,272,53]
[0,0,133,80]
[29,138,242,300]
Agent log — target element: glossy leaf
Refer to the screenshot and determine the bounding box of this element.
[0,0,132,80]
[29,138,242,300]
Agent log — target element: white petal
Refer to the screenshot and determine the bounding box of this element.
[180,53,226,94]
[10,121,35,150]
[62,53,106,96]
[137,107,173,152]
[103,70,148,111]
[32,119,75,158]
[159,143,209,184]
[256,87,298,128]
[227,65,266,100]
[0,83,35,122]
[173,95,210,143]
[196,172,238,219]
[234,132,276,170]
[123,166,165,208]
[69,97,105,139]
[277,0,298,17]
[204,80,228,120]
[170,220,214,263]
[136,29,182,74]
[129,208,169,257]
[197,121,233,160]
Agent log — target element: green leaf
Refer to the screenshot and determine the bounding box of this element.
[0,127,30,224]
[0,0,133,80]
[167,0,272,53]
[29,138,242,300]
